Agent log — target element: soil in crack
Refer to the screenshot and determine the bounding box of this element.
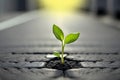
[45,58,82,71]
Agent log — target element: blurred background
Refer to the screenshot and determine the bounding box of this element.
[0,0,120,51]
[0,0,119,18]
[0,0,120,28]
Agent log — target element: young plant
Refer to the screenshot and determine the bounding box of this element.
[53,24,80,64]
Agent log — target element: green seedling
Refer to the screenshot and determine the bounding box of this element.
[53,24,80,64]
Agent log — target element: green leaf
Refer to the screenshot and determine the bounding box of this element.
[53,24,64,41]
[53,51,61,58]
[65,32,80,44]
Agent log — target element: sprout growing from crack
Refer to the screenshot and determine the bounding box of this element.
[53,24,80,64]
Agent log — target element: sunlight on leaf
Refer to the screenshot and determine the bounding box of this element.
[53,24,64,41]
[65,33,80,44]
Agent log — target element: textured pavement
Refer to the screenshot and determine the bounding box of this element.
[0,11,120,80]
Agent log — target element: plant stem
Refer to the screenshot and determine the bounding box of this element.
[61,40,65,64]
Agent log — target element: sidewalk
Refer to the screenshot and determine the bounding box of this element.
[97,15,120,30]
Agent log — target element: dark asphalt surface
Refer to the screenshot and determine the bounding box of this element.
[0,11,120,80]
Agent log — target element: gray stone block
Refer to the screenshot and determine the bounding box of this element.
[0,53,49,62]
[65,68,120,80]
[80,62,120,68]
[0,62,46,68]
[0,68,63,80]
[66,53,120,61]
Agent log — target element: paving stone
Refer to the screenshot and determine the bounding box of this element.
[65,68,120,80]
[19,68,30,73]
[80,62,120,68]
[6,68,22,74]
[0,52,119,62]
[111,61,120,66]
[30,68,63,77]
[0,54,49,62]
[112,68,120,74]
[67,54,120,61]
[24,54,50,61]
[0,62,46,68]
[19,62,46,68]
[0,54,26,62]
[0,68,63,80]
